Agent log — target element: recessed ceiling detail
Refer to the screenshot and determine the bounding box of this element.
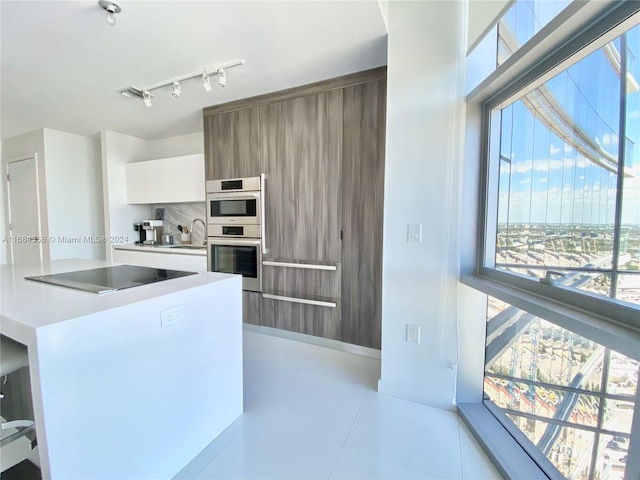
[118,59,245,107]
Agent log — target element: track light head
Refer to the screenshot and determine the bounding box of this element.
[171,81,181,98]
[217,68,227,88]
[99,0,121,26]
[202,72,212,92]
[142,90,152,107]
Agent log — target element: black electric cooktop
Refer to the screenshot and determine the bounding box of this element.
[25,265,197,295]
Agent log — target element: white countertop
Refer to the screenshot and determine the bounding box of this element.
[0,258,233,342]
[113,243,207,256]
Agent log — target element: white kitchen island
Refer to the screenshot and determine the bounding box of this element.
[0,259,243,480]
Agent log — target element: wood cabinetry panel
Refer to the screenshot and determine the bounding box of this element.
[243,291,262,325]
[262,262,341,298]
[261,296,340,340]
[261,90,343,263]
[204,107,261,180]
[341,79,386,349]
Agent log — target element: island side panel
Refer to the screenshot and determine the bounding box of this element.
[34,276,243,480]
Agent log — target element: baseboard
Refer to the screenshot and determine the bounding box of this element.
[377,378,457,412]
[242,324,381,359]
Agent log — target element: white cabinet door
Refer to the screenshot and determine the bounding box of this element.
[126,154,205,204]
[170,254,207,272]
[112,249,172,269]
[156,155,205,203]
[125,162,157,204]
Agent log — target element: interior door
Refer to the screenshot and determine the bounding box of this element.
[7,157,42,264]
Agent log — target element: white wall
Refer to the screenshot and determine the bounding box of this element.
[1,129,50,262]
[379,0,467,409]
[0,140,5,265]
[100,130,151,260]
[43,129,105,260]
[467,0,512,53]
[455,102,489,403]
[143,132,204,160]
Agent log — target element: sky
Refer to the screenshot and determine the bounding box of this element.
[496,6,640,227]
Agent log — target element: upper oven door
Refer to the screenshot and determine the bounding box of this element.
[207,191,261,225]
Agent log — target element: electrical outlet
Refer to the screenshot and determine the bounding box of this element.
[407,223,422,243]
[406,324,420,344]
[161,305,184,328]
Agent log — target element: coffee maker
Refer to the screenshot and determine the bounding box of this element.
[141,220,163,245]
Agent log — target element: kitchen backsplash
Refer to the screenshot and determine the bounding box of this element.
[151,202,207,245]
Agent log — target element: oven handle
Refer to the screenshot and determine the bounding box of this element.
[206,191,261,201]
[207,237,261,247]
[260,173,268,255]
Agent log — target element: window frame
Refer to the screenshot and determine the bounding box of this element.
[475,1,640,334]
[469,2,640,478]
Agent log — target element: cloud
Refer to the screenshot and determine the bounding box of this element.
[510,155,589,174]
[550,144,560,156]
[539,178,548,183]
[629,110,640,119]
[601,133,619,146]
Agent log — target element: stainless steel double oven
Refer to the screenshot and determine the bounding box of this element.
[206,176,265,292]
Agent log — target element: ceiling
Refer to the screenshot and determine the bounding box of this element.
[1,1,387,141]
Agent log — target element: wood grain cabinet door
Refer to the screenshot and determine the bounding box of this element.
[340,79,386,349]
[204,107,261,180]
[261,91,343,263]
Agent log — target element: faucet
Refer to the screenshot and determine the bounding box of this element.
[190,218,207,245]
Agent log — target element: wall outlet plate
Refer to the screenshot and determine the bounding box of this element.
[161,305,184,328]
[155,208,165,221]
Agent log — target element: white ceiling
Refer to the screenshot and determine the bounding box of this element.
[1,1,387,141]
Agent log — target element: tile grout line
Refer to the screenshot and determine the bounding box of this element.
[326,388,372,478]
[343,391,463,480]
[190,413,258,480]
[344,443,457,480]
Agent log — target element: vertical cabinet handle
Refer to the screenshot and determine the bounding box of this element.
[260,173,268,255]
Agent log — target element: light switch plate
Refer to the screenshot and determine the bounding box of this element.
[406,324,420,344]
[407,223,422,243]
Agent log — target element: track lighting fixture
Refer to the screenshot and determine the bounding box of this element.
[217,68,227,88]
[142,90,152,107]
[202,72,212,92]
[171,81,181,98]
[98,0,121,27]
[117,59,246,107]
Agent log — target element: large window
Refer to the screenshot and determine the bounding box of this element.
[485,296,637,479]
[476,2,640,479]
[482,12,640,318]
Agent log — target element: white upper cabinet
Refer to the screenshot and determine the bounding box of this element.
[126,153,205,204]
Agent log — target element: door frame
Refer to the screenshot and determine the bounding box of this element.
[5,153,45,263]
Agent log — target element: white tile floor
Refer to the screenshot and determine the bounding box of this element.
[174,331,502,480]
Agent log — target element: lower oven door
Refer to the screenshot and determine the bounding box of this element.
[208,237,262,292]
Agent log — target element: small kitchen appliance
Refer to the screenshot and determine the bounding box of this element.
[133,222,145,244]
[206,176,261,225]
[142,220,163,245]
